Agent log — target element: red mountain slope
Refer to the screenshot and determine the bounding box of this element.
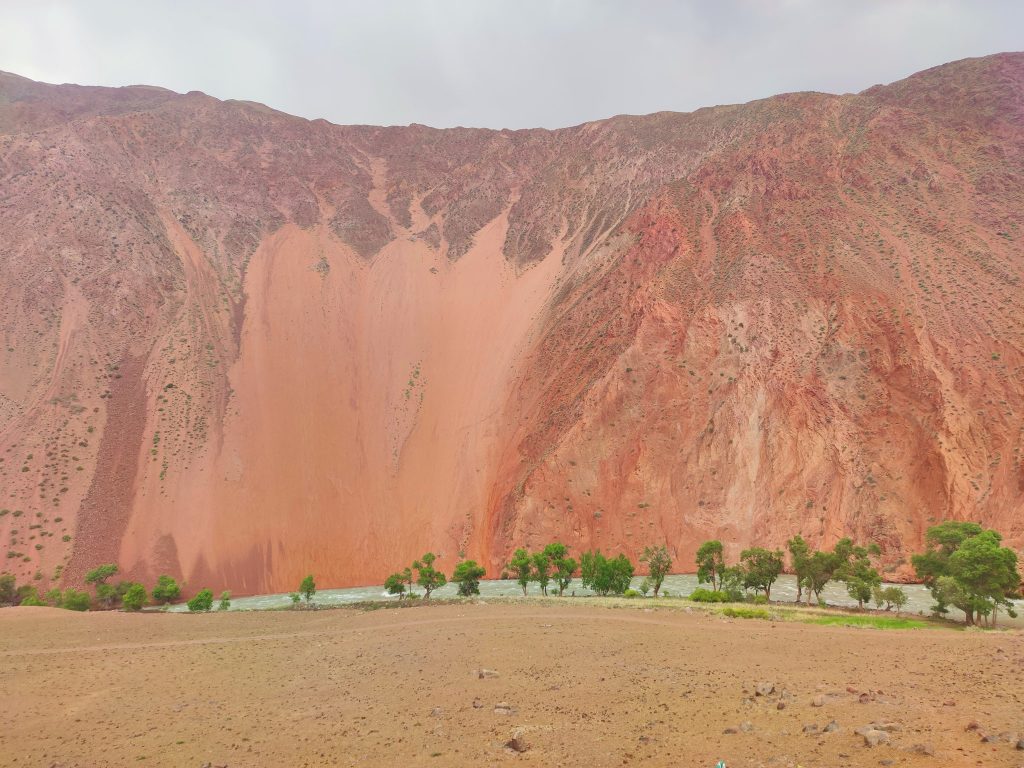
[0,54,1022,594]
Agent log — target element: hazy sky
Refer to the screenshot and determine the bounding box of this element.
[0,0,1021,129]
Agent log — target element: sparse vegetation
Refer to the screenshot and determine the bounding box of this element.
[451,560,486,596]
[187,589,214,612]
[412,554,445,599]
[640,545,671,597]
[151,575,181,604]
[579,550,634,595]
[121,583,148,611]
[299,575,316,603]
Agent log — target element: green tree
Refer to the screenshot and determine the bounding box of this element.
[543,543,577,596]
[640,545,672,597]
[289,592,301,606]
[912,522,1018,626]
[121,583,148,611]
[86,564,120,608]
[0,572,16,604]
[836,542,881,609]
[413,553,446,599]
[509,548,532,596]
[187,588,214,612]
[695,540,725,591]
[948,529,1020,626]
[803,550,840,604]
[786,535,811,603]
[873,585,908,614]
[531,550,552,596]
[299,574,316,603]
[17,585,46,606]
[580,551,634,595]
[720,565,746,601]
[888,586,908,614]
[452,560,486,596]
[45,588,64,607]
[61,588,91,611]
[85,564,118,586]
[151,575,181,605]
[218,590,231,611]
[385,568,413,599]
[739,548,784,600]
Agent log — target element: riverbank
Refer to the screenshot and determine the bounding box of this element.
[163,573,1024,628]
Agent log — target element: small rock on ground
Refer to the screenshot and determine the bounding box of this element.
[505,728,529,753]
[863,729,890,747]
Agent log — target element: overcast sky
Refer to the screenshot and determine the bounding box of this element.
[0,0,1021,129]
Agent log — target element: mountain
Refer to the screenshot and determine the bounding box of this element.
[0,54,1022,595]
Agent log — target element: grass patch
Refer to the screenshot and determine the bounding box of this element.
[801,614,929,630]
[722,606,770,619]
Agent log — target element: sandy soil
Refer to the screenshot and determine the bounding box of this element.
[2,602,1023,767]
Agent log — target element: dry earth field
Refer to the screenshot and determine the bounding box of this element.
[2,602,1024,767]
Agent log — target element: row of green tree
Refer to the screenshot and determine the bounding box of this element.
[2,523,1017,626]
[693,523,1019,625]
[0,565,188,612]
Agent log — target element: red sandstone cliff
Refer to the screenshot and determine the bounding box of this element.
[0,54,1022,594]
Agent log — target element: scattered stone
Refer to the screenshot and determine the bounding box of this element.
[846,686,858,694]
[478,668,499,679]
[872,721,902,733]
[1016,738,1024,750]
[505,728,529,753]
[823,720,840,733]
[472,698,483,709]
[982,732,1018,744]
[755,682,776,697]
[723,727,739,735]
[943,700,956,707]
[739,721,754,733]
[965,721,980,731]
[879,760,895,766]
[863,729,890,747]
[909,743,935,756]
[811,694,825,707]
[802,724,819,733]
[858,692,871,704]
[493,702,515,716]
[430,707,443,717]
[776,701,787,711]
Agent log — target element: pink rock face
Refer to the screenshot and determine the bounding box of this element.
[0,54,1022,595]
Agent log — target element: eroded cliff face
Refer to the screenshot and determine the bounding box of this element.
[0,54,1021,594]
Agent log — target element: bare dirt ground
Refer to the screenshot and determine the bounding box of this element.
[2,601,1023,767]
